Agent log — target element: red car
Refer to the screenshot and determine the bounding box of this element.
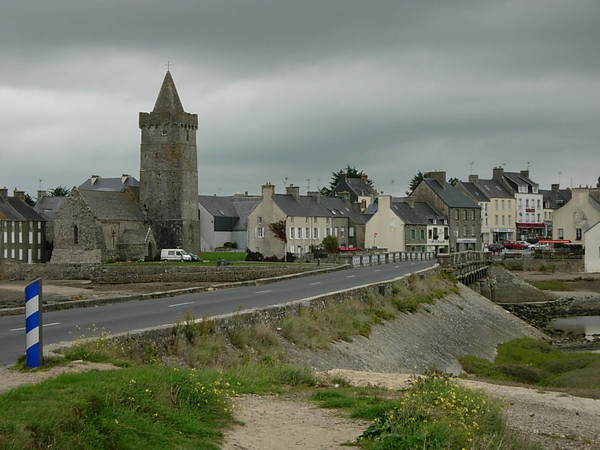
[503,240,528,250]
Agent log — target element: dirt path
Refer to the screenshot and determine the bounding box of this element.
[1,365,599,449]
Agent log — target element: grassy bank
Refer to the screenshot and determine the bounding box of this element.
[0,273,554,448]
[460,337,600,399]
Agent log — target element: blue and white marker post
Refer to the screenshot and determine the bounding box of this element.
[25,278,43,367]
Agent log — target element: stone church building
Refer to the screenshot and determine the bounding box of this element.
[51,71,200,263]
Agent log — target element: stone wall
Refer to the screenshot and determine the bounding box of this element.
[0,260,345,283]
[500,257,583,273]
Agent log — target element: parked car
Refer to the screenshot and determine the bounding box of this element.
[528,242,550,250]
[487,242,503,253]
[502,240,528,250]
[160,249,193,261]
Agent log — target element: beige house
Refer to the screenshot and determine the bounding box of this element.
[247,183,366,258]
[364,196,449,253]
[584,221,600,273]
[552,187,600,246]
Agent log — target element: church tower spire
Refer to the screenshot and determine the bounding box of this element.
[139,71,200,255]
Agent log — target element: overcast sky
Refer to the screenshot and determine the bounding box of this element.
[1,1,599,200]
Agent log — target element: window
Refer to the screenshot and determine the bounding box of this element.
[428,229,433,239]
[526,199,529,207]
[305,227,310,239]
[576,228,582,240]
[501,199,505,210]
[340,227,345,238]
[419,229,425,240]
[289,227,295,239]
[472,225,476,236]
[454,210,459,220]
[349,227,354,237]
[257,216,263,224]
[410,229,416,240]
[463,225,468,237]
[501,215,505,226]
[313,227,319,240]
[256,227,264,238]
[462,210,467,220]
[297,227,302,239]
[558,228,564,239]
[326,227,331,236]
[334,227,339,236]
[495,200,498,210]
[495,215,498,226]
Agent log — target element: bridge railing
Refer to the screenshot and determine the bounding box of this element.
[339,251,437,268]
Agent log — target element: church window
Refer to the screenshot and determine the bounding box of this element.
[161,129,168,136]
[73,225,79,245]
[186,129,190,141]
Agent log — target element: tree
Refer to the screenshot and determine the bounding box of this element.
[322,235,339,253]
[49,186,70,197]
[406,171,424,195]
[24,193,36,206]
[449,177,460,186]
[268,218,288,261]
[320,165,374,196]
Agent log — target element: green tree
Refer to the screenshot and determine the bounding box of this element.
[49,185,70,197]
[406,171,424,195]
[268,218,288,261]
[322,235,339,253]
[320,165,374,195]
[24,193,36,206]
[449,177,460,186]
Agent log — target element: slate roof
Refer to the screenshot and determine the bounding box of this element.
[502,171,539,193]
[422,178,480,209]
[365,198,446,226]
[78,190,144,221]
[541,188,572,209]
[34,196,67,220]
[78,175,139,192]
[476,179,513,199]
[198,195,261,231]
[329,174,378,202]
[269,193,366,223]
[0,196,44,221]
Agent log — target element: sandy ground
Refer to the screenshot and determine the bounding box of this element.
[2,364,598,450]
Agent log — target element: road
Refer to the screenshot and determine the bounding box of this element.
[0,260,436,366]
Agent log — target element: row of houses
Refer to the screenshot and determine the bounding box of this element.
[2,168,599,268]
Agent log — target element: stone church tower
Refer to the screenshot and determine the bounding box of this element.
[139,71,201,255]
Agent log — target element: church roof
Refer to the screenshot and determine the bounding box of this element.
[78,190,144,222]
[152,71,185,113]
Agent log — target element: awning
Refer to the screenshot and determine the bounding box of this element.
[515,222,544,229]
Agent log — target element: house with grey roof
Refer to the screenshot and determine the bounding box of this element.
[51,187,156,263]
[492,167,544,240]
[247,183,366,258]
[364,196,449,253]
[328,172,379,212]
[0,187,47,263]
[457,175,516,245]
[78,174,139,192]
[411,171,481,252]
[198,194,261,251]
[541,184,571,238]
[552,186,600,246]
[33,190,67,260]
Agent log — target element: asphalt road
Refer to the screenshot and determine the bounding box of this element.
[0,260,436,366]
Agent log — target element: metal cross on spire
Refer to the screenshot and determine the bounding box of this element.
[165,61,172,71]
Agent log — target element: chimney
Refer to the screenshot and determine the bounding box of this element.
[360,174,369,181]
[551,184,560,192]
[0,187,8,200]
[286,184,300,200]
[379,195,392,210]
[520,169,530,178]
[37,190,47,202]
[425,171,446,185]
[405,196,415,207]
[468,174,479,183]
[91,175,100,185]
[492,166,504,181]
[13,189,25,201]
[307,191,321,204]
[336,191,351,202]
[261,182,275,199]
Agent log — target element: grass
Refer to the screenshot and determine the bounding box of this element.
[460,338,600,398]
[315,373,541,449]
[527,280,570,291]
[1,272,554,448]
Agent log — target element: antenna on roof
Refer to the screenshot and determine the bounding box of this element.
[306,179,310,191]
[284,177,288,189]
[526,161,530,171]
[469,162,474,174]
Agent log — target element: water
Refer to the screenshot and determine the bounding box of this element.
[549,316,600,340]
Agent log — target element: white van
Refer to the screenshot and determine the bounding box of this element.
[160,249,192,262]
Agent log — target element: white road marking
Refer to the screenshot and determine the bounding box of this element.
[168,301,195,308]
[255,290,272,294]
[310,282,321,285]
[347,275,356,278]
[10,322,61,332]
